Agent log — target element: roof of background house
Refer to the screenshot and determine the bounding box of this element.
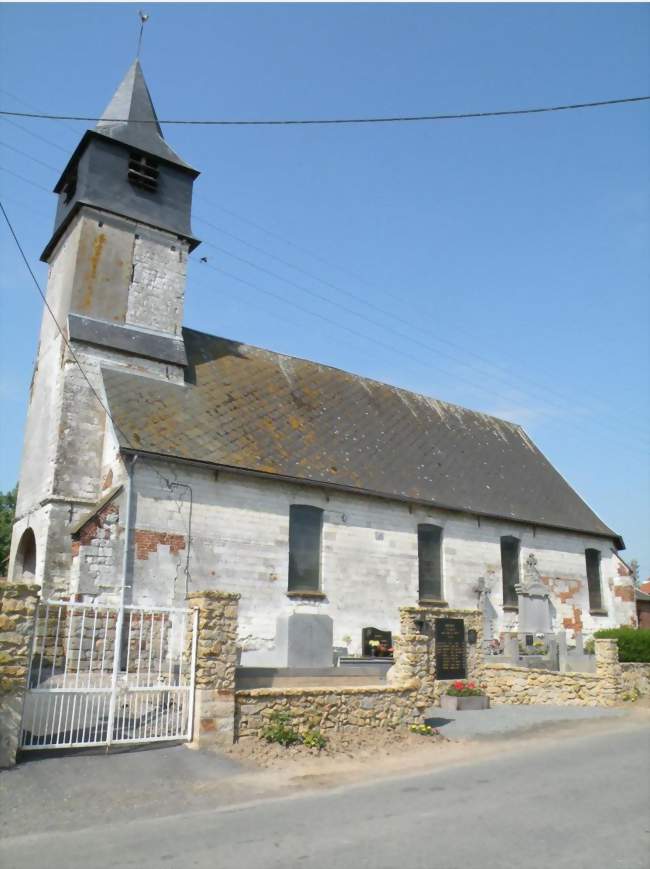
[102,327,622,545]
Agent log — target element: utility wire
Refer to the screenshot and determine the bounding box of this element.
[194,211,650,442]
[193,258,649,455]
[0,115,72,154]
[0,199,132,446]
[3,137,647,446]
[1,95,648,126]
[196,190,650,418]
[2,124,646,432]
[3,151,646,448]
[0,165,52,193]
[0,139,61,172]
[0,198,195,575]
[198,238,650,447]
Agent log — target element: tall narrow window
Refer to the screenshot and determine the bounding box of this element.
[501,536,520,607]
[418,524,443,601]
[585,549,603,611]
[288,505,323,592]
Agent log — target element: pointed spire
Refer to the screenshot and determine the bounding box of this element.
[96,60,193,170]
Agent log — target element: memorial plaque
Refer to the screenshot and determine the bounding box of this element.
[434,618,466,680]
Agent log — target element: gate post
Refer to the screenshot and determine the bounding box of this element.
[185,590,240,748]
[0,581,40,768]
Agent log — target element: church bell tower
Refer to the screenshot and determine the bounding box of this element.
[9,60,200,594]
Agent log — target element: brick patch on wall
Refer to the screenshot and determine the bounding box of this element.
[614,585,635,603]
[563,606,583,632]
[76,504,119,548]
[135,529,186,561]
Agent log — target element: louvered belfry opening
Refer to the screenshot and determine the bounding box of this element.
[128,152,159,191]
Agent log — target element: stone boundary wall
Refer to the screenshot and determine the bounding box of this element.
[620,662,650,696]
[481,640,623,707]
[0,581,39,768]
[235,683,421,740]
[185,589,240,748]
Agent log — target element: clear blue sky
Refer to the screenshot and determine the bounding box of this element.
[1,4,648,576]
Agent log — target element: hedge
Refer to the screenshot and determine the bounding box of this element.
[593,627,650,663]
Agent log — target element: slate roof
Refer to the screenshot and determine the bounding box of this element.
[102,327,621,544]
[95,60,195,171]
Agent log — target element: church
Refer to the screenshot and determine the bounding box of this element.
[8,61,636,664]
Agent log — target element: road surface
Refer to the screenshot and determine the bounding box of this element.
[1,724,648,868]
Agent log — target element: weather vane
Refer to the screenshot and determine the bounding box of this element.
[136,10,149,58]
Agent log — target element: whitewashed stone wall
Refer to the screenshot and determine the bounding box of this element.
[9,207,186,595]
[127,460,633,666]
[126,235,188,337]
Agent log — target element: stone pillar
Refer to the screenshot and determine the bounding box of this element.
[594,638,623,705]
[391,606,483,707]
[185,590,240,748]
[0,581,39,768]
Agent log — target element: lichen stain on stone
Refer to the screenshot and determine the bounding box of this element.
[80,232,107,312]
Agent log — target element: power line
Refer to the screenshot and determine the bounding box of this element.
[0,139,61,172]
[197,237,650,447]
[3,137,647,447]
[0,115,71,154]
[3,154,646,449]
[193,258,649,455]
[1,95,648,126]
[0,198,194,561]
[2,127,646,436]
[0,199,132,446]
[0,165,52,193]
[194,211,650,441]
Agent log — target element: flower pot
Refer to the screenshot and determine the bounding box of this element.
[440,694,490,711]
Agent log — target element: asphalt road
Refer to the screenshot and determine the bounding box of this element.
[1,725,648,869]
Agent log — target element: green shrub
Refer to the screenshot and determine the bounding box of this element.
[261,711,301,747]
[593,628,650,663]
[301,729,327,750]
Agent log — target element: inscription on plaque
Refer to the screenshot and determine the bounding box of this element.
[435,618,466,680]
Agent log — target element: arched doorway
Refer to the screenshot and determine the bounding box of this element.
[14,528,36,579]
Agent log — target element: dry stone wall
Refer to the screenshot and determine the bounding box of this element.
[236,685,421,740]
[0,581,39,767]
[620,663,650,697]
[481,639,623,707]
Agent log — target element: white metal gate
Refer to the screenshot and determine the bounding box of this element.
[20,600,198,751]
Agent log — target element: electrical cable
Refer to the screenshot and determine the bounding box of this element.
[1,95,648,126]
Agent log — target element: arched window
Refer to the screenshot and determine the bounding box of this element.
[14,528,36,579]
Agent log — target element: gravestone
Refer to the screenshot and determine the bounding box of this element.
[361,627,393,657]
[516,554,553,636]
[275,613,334,668]
[434,618,467,680]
